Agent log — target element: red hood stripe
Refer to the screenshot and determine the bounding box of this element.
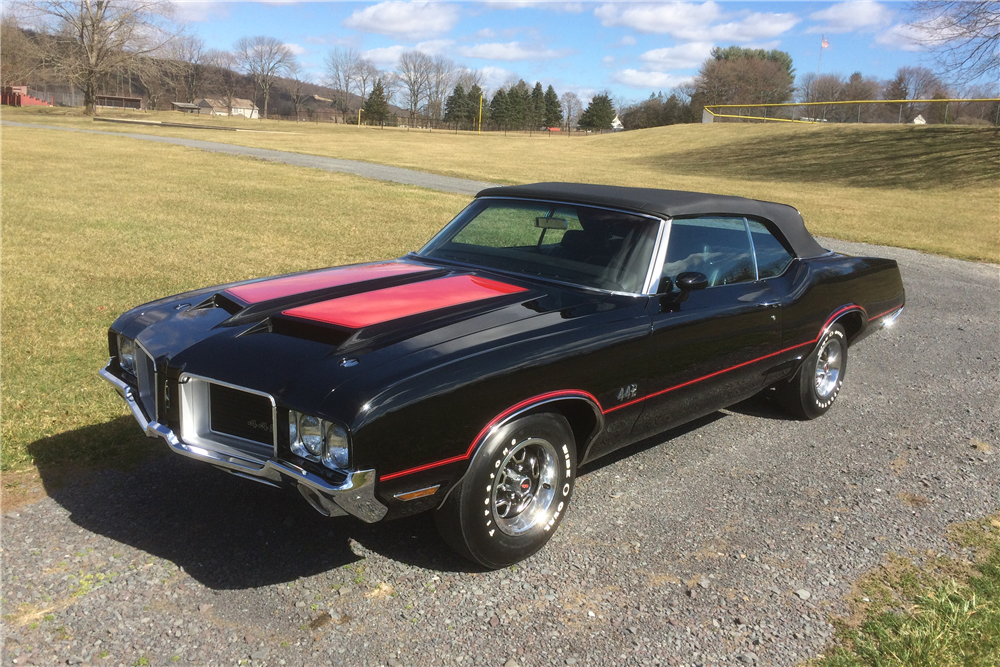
[225,262,431,304]
[282,275,529,329]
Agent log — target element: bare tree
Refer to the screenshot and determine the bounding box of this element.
[284,60,309,119]
[426,54,456,120]
[1,15,44,88]
[560,91,580,130]
[235,35,292,120]
[131,52,178,110]
[381,70,401,107]
[324,47,360,113]
[455,67,485,92]
[396,50,433,124]
[351,58,379,105]
[18,0,179,114]
[911,1,1000,83]
[204,48,243,115]
[170,34,205,102]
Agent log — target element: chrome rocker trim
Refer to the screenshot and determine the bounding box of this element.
[99,361,388,523]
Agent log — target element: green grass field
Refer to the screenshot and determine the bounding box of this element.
[5,106,998,263]
[815,514,1000,667]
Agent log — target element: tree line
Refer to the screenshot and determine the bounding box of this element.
[2,1,995,128]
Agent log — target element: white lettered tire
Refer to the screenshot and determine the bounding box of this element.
[434,413,577,568]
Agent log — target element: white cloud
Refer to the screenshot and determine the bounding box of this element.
[603,55,615,64]
[619,35,637,47]
[343,2,460,40]
[875,23,926,52]
[478,66,516,92]
[362,39,455,66]
[808,2,894,34]
[594,2,799,42]
[170,1,230,23]
[614,69,694,90]
[283,43,307,56]
[637,41,713,70]
[475,28,496,39]
[457,41,573,61]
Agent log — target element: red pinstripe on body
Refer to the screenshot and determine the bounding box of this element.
[378,390,602,482]
[378,303,902,482]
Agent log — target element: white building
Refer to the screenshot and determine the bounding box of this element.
[193,98,259,119]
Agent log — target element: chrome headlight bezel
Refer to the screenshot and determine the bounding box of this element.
[289,410,351,471]
[118,335,136,375]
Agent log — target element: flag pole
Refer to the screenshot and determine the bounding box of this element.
[478,94,483,135]
[818,34,825,76]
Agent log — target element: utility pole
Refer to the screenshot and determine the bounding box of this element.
[478,94,483,135]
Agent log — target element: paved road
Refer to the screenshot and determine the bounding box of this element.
[0,120,497,196]
[2,238,997,667]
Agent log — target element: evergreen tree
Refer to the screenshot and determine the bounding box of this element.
[363,78,390,126]
[444,83,468,125]
[490,88,509,128]
[530,81,545,129]
[468,84,486,129]
[543,84,563,127]
[507,80,530,129]
[578,93,616,130]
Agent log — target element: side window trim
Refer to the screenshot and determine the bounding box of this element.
[742,216,760,282]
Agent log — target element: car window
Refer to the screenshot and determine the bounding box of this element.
[421,199,660,293]
[453,203,584,248]
[661,217,755,289]
[747,219,794,279]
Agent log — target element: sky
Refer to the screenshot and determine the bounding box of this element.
[173,1,934,102]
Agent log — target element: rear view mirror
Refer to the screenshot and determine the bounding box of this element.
[535,217,568,230]
[676,272,709,292]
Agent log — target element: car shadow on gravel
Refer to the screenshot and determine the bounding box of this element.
[726,393,798,421]
[30,423,484,589]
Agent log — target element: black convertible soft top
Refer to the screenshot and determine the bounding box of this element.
[476,182,829,259]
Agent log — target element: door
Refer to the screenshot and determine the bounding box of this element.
[628,216,783,441]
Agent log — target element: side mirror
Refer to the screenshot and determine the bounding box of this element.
[676,272,709,292]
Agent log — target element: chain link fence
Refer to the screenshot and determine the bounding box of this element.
[703,99,1000,126]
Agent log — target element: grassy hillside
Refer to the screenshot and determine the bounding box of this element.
[5,106,998,262]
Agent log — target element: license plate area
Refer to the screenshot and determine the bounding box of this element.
[178,374,276,463]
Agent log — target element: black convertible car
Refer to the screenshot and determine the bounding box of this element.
[101,183,904,567]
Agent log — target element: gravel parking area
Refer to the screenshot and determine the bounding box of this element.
[2,240,997,667]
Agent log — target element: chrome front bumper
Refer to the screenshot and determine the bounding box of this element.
[99,362,388,523]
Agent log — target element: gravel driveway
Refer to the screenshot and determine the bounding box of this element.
[2,232,998,667]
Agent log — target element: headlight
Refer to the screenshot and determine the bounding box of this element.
[289,410,350,470]
[322,423,349,469]
[118,335,136,374]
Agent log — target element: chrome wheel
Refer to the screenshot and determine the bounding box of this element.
[815,336,843,398]
[491,438,558,536]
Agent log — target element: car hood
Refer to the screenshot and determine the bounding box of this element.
[114,257,643,420]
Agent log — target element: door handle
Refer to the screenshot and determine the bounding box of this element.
[757,301,781,309]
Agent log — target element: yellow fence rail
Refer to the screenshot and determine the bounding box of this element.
[703,98,1000,125]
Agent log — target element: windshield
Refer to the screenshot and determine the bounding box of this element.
[419,198,661,293]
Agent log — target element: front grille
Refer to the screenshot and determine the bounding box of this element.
[209,383,274,446]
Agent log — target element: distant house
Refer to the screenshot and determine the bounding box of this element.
[193,97,259,119]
